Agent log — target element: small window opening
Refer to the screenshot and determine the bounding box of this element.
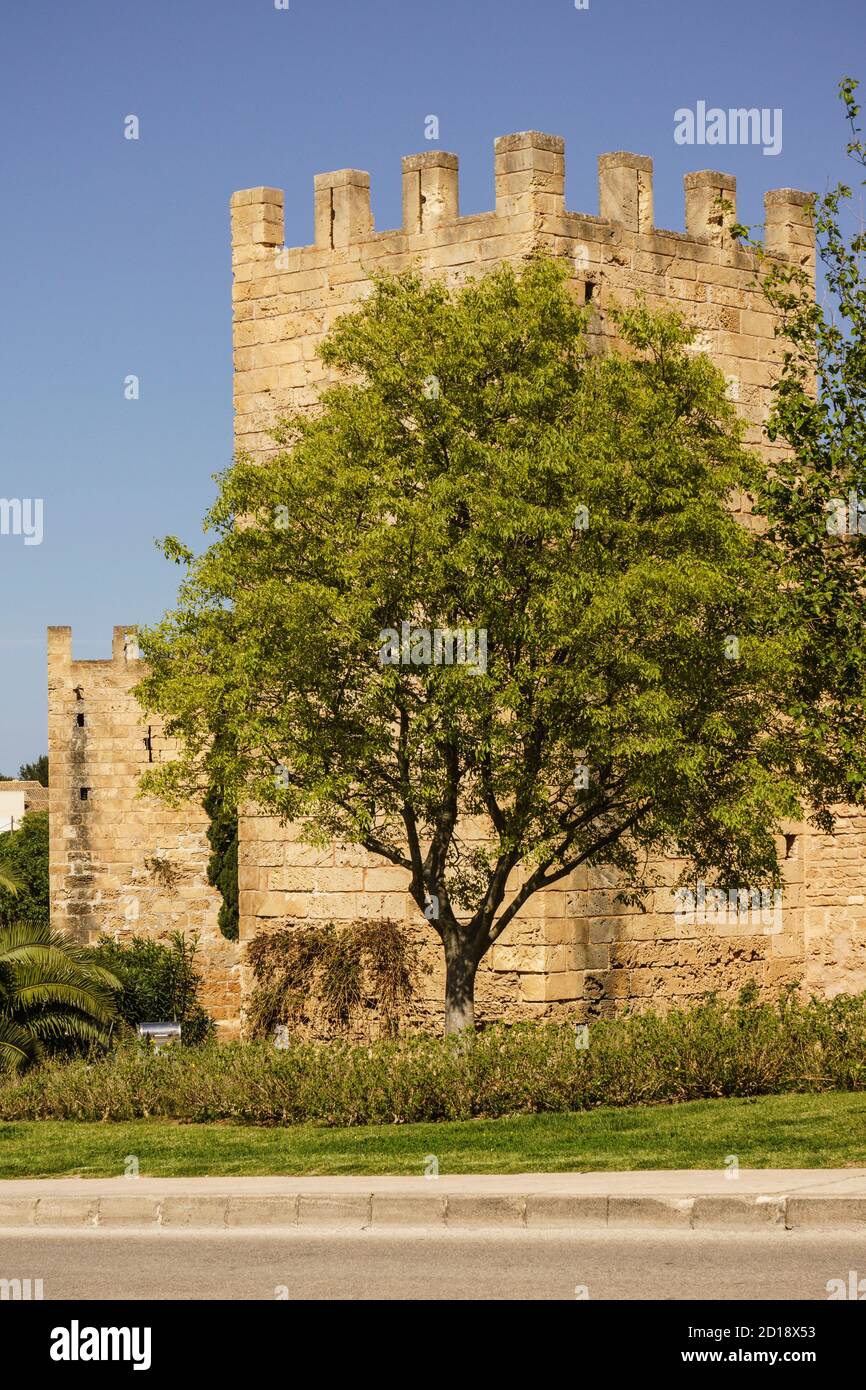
[584,280,595,304]
[76,713,85,727]
[79,787,90,801]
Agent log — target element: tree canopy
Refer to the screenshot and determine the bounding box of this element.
[733,77,866,799]
[18,755,48,787]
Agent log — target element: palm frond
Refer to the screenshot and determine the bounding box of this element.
[25,1011,114,1046]
[8,981,118,1026]
[0,921,120,1073]
[0,1016,41,1072]
[0,862,24,896]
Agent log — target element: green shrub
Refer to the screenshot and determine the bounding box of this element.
[90,931,215,1046]
[1,986,865,1125]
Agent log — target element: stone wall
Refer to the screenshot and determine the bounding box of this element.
[803,809,866,998]
[239,815,816,1029]
[230,136,814,468]
[47,625,241,1035]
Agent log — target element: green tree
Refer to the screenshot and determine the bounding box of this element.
[0,922,119,1073]
[18,755,48,787]
[0,811,49,927]
[731,78,866,797]
[134,258,859,1032]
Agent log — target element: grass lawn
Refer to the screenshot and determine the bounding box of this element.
[1,1092,864,1178]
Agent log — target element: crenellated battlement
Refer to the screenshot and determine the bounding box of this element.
[230,130,814,267]
[47,625,142,673]
[229,131,815,469]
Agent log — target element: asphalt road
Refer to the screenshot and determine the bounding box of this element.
[3,1228,866,1300]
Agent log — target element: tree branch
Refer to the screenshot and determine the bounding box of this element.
[486,803,652,947]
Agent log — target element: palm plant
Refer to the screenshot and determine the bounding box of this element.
[0,921,120,1073]
[0,862,24,895]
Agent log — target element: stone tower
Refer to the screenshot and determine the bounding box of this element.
[49,132,866,1030]
[47,625,241,1033]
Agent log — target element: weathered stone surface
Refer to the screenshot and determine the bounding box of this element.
[47,626,241,1035]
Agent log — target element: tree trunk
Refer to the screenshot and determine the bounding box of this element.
[443,942,478,1034]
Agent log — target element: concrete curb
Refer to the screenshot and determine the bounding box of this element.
[1,1191,865,1232]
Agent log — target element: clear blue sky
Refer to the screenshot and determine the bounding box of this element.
[0,0,863,773]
